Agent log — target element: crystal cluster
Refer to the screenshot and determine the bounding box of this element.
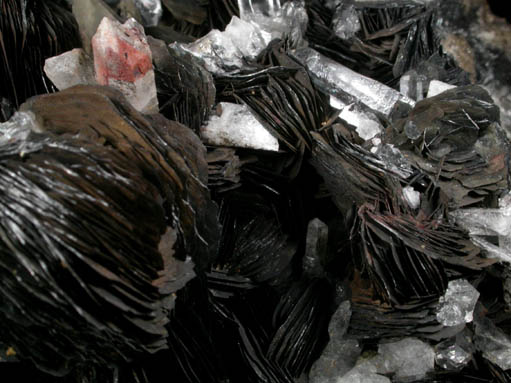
[436,279,480,327]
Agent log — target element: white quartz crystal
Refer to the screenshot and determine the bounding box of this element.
[427,80,457,98]
[201,103,279,151]
[44,49,96,91]
[402,186,421,209]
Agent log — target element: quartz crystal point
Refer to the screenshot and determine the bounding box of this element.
[450,192,511,263]
[200,102,279,151]
[399,70,428,101]
[92,17,159,113]
[435,336,473,371]
[436,279,480,327]
[293,48,415,118]
[44,49,96,91]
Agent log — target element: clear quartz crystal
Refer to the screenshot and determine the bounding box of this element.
[294,48,415,117]
[435,340,472,371]
[449,192,511,263]
[201,103,279,151]
[399,70,430,101]
[436,279,480,327]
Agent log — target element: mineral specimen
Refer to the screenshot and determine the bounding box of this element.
[44,49,96,90]
[293,48,415,118]
[436,279,480,327]
[474,315,511,371]
[92,17,159,113]
[200,102,279,151]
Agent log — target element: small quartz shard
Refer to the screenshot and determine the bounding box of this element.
[294,48,415,117]
[92,17,158,113]
[436,279,480,327]
[44,49,96,91]
[201,103,279,151]
[303,218,328,278]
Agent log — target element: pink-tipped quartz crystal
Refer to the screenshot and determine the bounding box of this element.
[92,17,158,113]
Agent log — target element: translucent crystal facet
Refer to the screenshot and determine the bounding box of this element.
[293,48,415,117]
[436,279,480,327]
[450,192,511,263]
[475,316,511,370]
[44,49,96,91]
[435,339,472,371]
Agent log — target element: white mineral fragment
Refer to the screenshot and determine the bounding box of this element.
[44,49,96,91]
[201,103,279,151]
[427,80,457,98]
